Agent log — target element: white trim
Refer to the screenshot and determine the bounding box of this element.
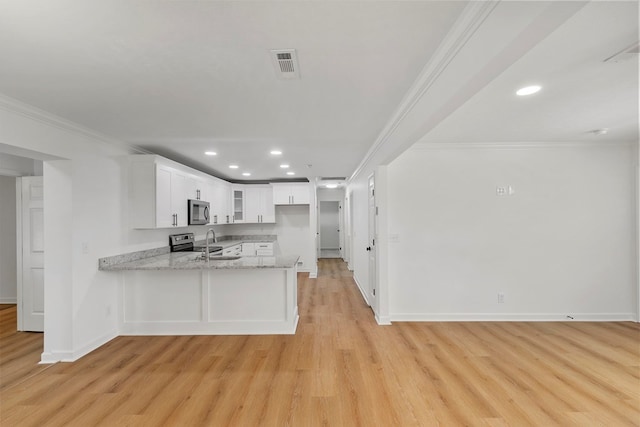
[15,178,23,331]
[0,298,17,304]
[0,94,147,155]
[350,1,498,181]
[636,147,640,322]
[375,314,391,325]
[0,169,23,177]
[121,313,299,336]
[40,351,65,364]
[411,141,636,151]
[352,273,369,306]
[40,330,118,363]
[391,313,637,322]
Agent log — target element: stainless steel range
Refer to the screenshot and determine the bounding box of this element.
[169,233,222,255]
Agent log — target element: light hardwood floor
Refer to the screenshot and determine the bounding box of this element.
[1,259,639,426]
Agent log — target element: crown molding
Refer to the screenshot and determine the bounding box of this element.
[411,141,637,151]
[349,1,499,182]
[0,94,149,155]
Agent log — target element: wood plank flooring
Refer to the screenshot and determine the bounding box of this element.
[1,259,639,426]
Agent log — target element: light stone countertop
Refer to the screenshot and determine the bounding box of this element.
[99,252,299,271]
[98,236,280,271]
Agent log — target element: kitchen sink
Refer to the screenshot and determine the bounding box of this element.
[192,255,242,261]
[209,255,242,261]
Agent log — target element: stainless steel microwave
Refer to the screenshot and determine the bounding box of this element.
[188,199,210,225]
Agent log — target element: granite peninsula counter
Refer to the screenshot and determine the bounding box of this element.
[99,246,299,336]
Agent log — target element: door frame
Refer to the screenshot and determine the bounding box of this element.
[15,177,23,331]
[367,173,377,313]
[319,200,340,253]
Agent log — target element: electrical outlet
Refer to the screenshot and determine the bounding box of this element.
[497,292,505,304]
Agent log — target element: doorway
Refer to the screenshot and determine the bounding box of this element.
[0,153,44,333]
[319,201,341,259]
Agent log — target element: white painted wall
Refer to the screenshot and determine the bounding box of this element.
[386,142,636,320]
[317,188,345,202]
[0,100,136,362]
[0,176,17,303]
[275,206,314,273]
[0,153,39,176]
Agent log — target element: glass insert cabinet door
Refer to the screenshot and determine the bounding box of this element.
[233,189,244,222]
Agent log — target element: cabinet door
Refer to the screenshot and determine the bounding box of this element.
[155,165,174,228]
[171,171,188,226]
[185,177,201,201]
[272,185,291,205]
[218,182,231,223]
[241,243,256,256]
[290,184,310,205]
[244,187,261,223]
[260,187,275,223]
[232,189,245,223]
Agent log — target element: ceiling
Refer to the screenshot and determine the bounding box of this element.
[0,1,637,182]
[423,1,639,145]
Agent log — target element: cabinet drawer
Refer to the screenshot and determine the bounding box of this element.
[255,243,273,250]
[222,244,242,256]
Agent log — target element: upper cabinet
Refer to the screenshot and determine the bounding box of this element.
[231,187,245,223]
[273,183,310,205]
[208,179,231,225]
[130,158,189,229]
[129,155,299,228]
[185,176,206,201]
[244,185,275,223]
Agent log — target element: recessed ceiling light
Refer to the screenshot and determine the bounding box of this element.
[270,150,282,155]
[516,85,542,96]
[280,164,290,169]
[229,165,239,169]
[326,184,338,189]
[286,171,295,176]
[204,151,217,156]
[242,172,251,176]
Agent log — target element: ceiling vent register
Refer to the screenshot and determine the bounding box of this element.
[271,49,300,79]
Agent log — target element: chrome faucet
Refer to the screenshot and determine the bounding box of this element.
[204,228,217,261]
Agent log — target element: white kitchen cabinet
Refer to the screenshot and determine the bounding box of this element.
[255,242,274,256]
[186,176,206,201]
[241,242,273,256]
[223,244,242,256]
[272,183,310,205]
[244,185,275,223]
[130,159,189,228]
[231,188,245,223]
[241,243,255,256]
[207,179,231,225]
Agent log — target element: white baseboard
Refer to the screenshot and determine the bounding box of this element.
[0,297,17,304]
[375,314,392,325]
[40,330,118,364]
[352,273,369,306]
[390,313,637,322]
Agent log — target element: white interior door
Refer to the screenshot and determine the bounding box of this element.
[367,175,377,311]
[320,201,340,250]
[18,176,44,332]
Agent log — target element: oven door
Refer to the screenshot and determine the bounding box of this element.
[188,200,210,225]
